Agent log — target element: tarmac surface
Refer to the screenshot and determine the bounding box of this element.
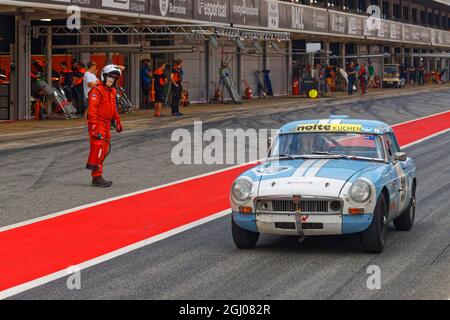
[1,87,449,299]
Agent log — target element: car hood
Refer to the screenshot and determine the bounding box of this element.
[255,158,378,198]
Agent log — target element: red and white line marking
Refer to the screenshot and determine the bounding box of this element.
[0,111,449,299]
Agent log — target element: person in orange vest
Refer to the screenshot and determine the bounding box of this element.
[170,59,184,116]
[73,62,86,115]
[86,65,123,187]
[60,61,74,102]
[152,62,167,117]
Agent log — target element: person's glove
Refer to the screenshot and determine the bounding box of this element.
[115,119,123,133]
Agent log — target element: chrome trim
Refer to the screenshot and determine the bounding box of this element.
[254,196,343,215]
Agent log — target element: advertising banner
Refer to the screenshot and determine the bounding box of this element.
[193,0,230,23]
[150,0,193,19]
[347,15,364,36]
[25,0,98,8]
[329,11,346,34]
[285,4,328,33]
[389,21,402,40]
[230,0,260,26]
[15,0,450,48]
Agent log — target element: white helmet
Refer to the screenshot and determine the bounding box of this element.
[101,64,122,82]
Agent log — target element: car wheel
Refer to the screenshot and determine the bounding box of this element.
[231,217,259,249]
[361,194,388,253]
[393,183,416,231]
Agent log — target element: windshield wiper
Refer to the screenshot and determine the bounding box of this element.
[312,152,385,162]
[312,151,346,158]
[271,153,297,160]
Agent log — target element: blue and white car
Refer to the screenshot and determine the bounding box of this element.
[230,116,417,253]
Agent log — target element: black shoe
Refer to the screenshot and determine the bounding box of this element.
[92,176,113,187]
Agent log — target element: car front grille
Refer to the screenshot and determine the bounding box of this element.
[255,197,343,214]
[272,200,329,213]
[274,222,324,230]
[274,222,296,230]
[257,198,341,214]
[302,222,323,230]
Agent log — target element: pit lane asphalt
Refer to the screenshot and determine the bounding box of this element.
[3,89,450,299]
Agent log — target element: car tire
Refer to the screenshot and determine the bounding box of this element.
[361,194,388,253]
[394,183,416,231]
[232,217,259,249]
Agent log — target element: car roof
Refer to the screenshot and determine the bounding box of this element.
[278,117,393,135]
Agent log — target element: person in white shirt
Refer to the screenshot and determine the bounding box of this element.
[83,61,99,113]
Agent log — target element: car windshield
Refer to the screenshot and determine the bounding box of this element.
[384,66,398,75]
[269,132,385,161]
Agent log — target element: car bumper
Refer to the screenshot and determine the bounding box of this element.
[232,212,373,236]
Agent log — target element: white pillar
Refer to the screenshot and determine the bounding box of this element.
[15,13,31,120]
[287,40,293,95]
[46,26,53,116]
[324,41,330,65]
[341,43,346,68]
[107,34,113,64]
[80,24,90,64]
[128,35,139,108]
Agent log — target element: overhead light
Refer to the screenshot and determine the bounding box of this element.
[252,40,263,53]
[235,38,246,51]
[209,36,219,50]
[40,18,52,22]
[270,42,281,51]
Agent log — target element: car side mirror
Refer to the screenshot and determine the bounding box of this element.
[267,136,273,151]
[394,152,407,162]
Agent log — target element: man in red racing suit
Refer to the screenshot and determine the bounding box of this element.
[86,65,123,187]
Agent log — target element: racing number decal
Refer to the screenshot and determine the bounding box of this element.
[394,163,408,212]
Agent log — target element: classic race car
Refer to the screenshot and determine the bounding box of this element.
[230,116,417,253]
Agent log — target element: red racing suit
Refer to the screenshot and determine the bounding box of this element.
[86,84,122,178]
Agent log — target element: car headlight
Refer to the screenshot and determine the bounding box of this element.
[231,179,253,202]
[350,180,371,202]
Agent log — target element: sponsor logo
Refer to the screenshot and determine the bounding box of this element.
[102,0,129,10]
[268,0,279,28]
[232,0,259,20]
[160,0,169,16]
[161,0,187,16]
[198,0,227,19]
[296,124,363,132]
[71,0,91,5]
[330,12,346,33]
[291,6,304,30]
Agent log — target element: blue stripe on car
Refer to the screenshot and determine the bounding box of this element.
[316,159,373,180]
[341,214,373,234]
[302,159,319,177]
[232,212,258,233]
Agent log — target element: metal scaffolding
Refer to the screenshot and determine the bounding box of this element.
[31,24,291,41]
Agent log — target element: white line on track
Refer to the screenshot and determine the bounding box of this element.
[390,110,450,127]
[401,128,450,149]
[0,209,231,299]
[0,161,257,233]
[0,111,449,299]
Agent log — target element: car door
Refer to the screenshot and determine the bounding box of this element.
[384,133,409,217]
